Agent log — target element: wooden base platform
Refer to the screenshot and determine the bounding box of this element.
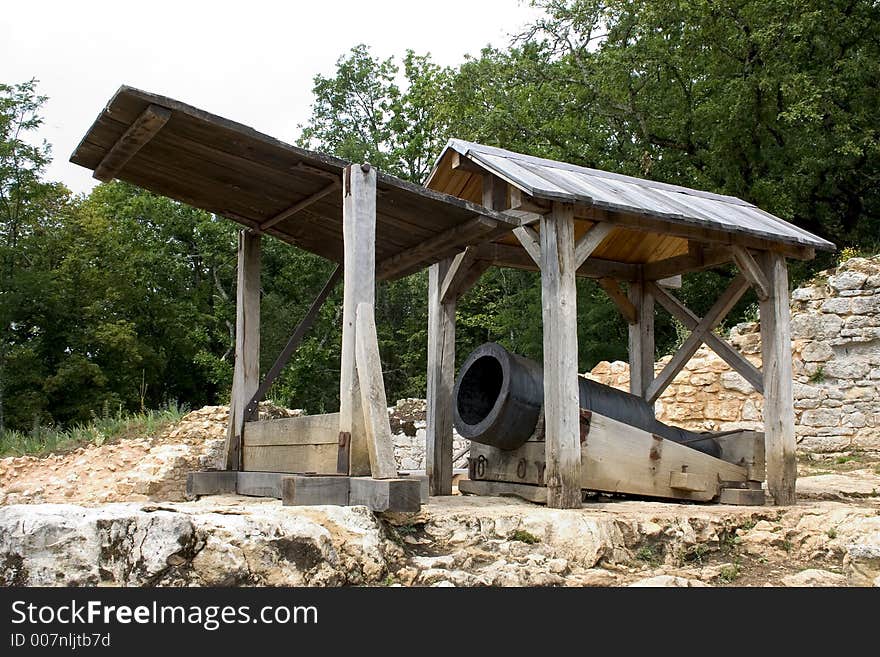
[187,471,424,512]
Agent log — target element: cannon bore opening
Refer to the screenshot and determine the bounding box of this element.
[456,355,504,425]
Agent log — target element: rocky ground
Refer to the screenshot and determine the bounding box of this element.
[1,407,878,587]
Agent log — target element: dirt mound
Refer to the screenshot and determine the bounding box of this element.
[0,404,299,505]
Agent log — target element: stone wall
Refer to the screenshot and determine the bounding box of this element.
[587,255,880,452]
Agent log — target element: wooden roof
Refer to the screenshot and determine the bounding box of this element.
[427,140,834,273]
[70,87,519,281]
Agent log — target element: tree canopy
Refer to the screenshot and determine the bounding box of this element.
[3,0,878,430]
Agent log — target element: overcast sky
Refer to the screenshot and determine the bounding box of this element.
[2,0,543,195]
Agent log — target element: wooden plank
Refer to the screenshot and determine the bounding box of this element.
[259,181,340,231]
[93,104,171,181]
[450,151,485,174]
[224,230,261,471]
[244,266,341,420]
[649,282,764,394]
[597,278,637,324]
[243,444,338,474]
[657,275,682,289]
[627,281,654,402]
[376,215,506,280]
[282,475,350,506]
[458,478,548,504]
[354,302,398,479]
[732,246,770,301]
[714,430,765,481]
[186,471,237,497]
[513,225,542,267]
[244,413,342,447]
[426,258,457,495]
[758,251,797,505]
[643,244,732,280]
[236,471,285,498]
[719,488,766,505]
[573,222,614,269]
[474,242,641,280]
[349,477,422,512]
[467,412,748,501]
[669,471,710,492]
[540,201,582,508]
[339,164,375,477]
[645,275,750,403]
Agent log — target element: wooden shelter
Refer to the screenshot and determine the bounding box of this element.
[71,87,833,510]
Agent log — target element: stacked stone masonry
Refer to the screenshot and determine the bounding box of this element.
[587,255,880,453]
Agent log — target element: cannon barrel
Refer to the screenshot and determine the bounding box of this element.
[453,342,721,457]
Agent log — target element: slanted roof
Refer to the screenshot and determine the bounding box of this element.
[70,87,518,281]
[427,139,834,260]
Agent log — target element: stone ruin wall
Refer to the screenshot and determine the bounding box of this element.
[587,255,880,453]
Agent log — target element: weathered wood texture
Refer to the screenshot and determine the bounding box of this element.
[282,475,350,506]
[458,479,549,504]
[93,104,170,181]
[354,303,398,479]
[649,282,764,394]
[627,281,654,403]
[714,430,765,482]
[645,275,749,403]
[426,258,457,495]
[186,471,237,497]
[236,471,286,498]
[260,181,339,231]
[339,165,375,476]
[539,202,582,508]
[597,278,636,324]
[349,477,422,512]
[467,413,748,502]
[758,251,797,505]
[224,230,260,470]
[573,222,613,269]
[732,246,770,301]
[242,413,340,474]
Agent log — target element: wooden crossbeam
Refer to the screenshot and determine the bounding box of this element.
[648,281,764,394]
[597,278,637,324]
[513,225,542,267]
[440,246,488,303]
[474,242,640,280]
[94,104,171,182]
[574,222,614,269]
[376,216,504,280]
[643,244,732,280]
[645,275,750,403]
[259,181,339,231]
[732,246,770,301]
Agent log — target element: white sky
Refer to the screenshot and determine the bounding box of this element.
[2,0,544,195]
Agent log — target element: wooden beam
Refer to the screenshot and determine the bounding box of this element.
[259,181,340,231]
[513,225,542,268]
[649,281,764,394]
[645,275,750,403]
[426,257,457,495]
[474,242,641,280]
[451,151,485,174]
[628,281,654,402]
[508,187,550,218]
[732,246,770,301]
[657,275,682,289]
[243,265,341,420]
[573,222,614,269]
[540,201,582,509]
[94,104,171,182]
[597,278,637,324]
[354,303,398,479]
[224,230,261,470]
[339,164,376,477]
[758,251,796,505]
[440,246,488,303]
[643,244,732,280]
[376,215,504,280]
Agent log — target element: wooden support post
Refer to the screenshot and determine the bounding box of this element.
[573,222,613,269]
[540,201,581,508]
[426,257,456,495]
[339,164,376,476]
[758,251,797,505]
[597,278,637,324]
[355,302,398,479]
[627,280,654,404]
[224,229,261,470]
[732,246,770,301]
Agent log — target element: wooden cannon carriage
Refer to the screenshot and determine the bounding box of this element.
[71,87,833,510]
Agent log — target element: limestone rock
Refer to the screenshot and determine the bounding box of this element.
[781,569,847,587]
[628,575,709,587]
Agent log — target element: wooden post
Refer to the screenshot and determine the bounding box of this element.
[339,164,376,476]
[628,280,654,407]
[224,229,261,470]
[426,257,456,495]
[540,201,581,508]
[758,251,797,505]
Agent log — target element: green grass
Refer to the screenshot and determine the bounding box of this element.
[718,564,740,584]
[808,365,825,384]
[509,530,541,545]
[635,544,662,566]
[0,402,188,457]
